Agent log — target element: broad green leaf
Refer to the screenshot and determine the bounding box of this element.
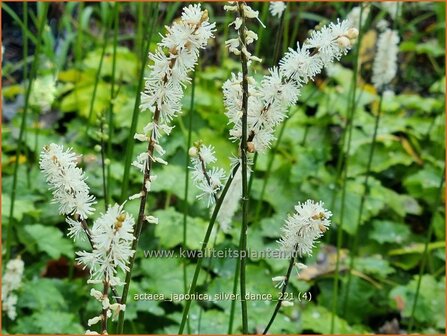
[370,220,411,244]
[23,224,74,259]
[153,207,223,250]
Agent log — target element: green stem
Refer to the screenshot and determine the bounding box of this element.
[84,8,113,137]
[408,167,445,332]
[330,7,365,332]
[227,256,241,334]
[6,3,48,263]
[182,71,196,334]
[120,3,158,202]
[106,2,120,206]
[100,117,108,211]
[262,252,296,334]
[341,95,383,315]
[237,3,250,332]
[178,163,241,334]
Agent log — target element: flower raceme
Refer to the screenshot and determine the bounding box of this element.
[132,4,216,210]
[77,204,136,287]
[278,200,332,257]
[39,143,96,220]
[223,19,359,153]
[2,257,24,320]
[138,4,216,141]
[372,28,400,90]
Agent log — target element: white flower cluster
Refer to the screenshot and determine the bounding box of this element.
[372,29,400,90]
[2,257,24,320]
[223,19,358,153]
[77,204,135,287]
[278,200,332,256]
[224,2,263,62]
[136,4,215,170]
[189,144,226,208]
[269,2,286,18]
[78,204,134,332]
[40,144,96,220]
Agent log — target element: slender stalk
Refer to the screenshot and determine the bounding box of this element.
[120,3,158,202]
[100,117,108,211]
[408,167,445,332]
[227,257,241,334]
[182,71,196,335]
[262,250,296,334]
[6,3,48,263]
[197,228,220,333]
[330,8,365,332]
[22,2,31,188]
[106,3,120,206]
[237,3,250,332]
[330,25,363,334]
[84,9,113,137]
[117,109,159,333]
[178,163,241,334]
[341,95,383,315]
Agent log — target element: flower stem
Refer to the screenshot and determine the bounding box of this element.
[329,7,366,331]
[182,71,196,335]
[227,257,241,334]
[262,250,296,334]
[237,2,250,333]
[117,108,159,333]
[84,9,113,137]
[6,3,48,263]
[178,163,241,334]
[120,3,158,202]
[106,2,120,206]
[341,94,383,315]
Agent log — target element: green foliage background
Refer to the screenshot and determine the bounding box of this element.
[2,1,445,334]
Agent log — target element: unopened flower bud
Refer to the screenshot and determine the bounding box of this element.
[346,27,359,39]
[188,147,198,157]
[336,36,351,48]
[94,144,102,152]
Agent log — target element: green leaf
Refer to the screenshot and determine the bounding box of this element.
[19,278,66,311]
[154,207,223,250]
[23,224,74,259]
[354,255,395,278]
[301,303,369,334]
[1,194,36,221]
[370,220,412,244]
